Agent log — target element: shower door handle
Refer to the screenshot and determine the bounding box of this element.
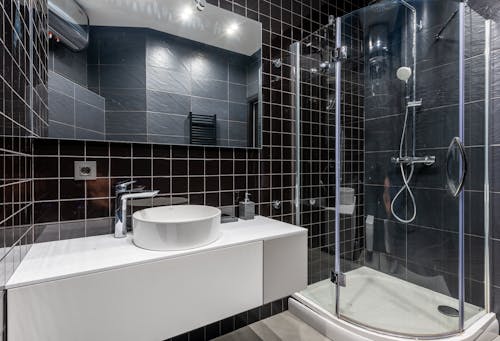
[446,137,467,197]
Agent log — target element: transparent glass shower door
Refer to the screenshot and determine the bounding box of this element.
[292,0,489,338]
[337,0,483,336]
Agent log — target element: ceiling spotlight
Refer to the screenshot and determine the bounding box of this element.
[180,6,194,21]
[194,0,206,11]
[225,22,239,35]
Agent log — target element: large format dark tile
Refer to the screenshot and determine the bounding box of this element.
[228,84,247,104]
[75,128,105,141]
[418,62,460,109]
[229,102,248,122]
[228,121,248,142]
[464,146,485,191]
[191,50,228,82]
[102,89,147,111]
[228,63,247,85]
[192,78,228,101]
[415,105,458,150]
[465,54,486,103]
[413,188,459,232]
[48,121,75,139]
[492,239,500,287]
[48,89,74,125]
[51,46,88,87]
[491,192,500,239]
[365,114,404,152]
[146,90,190,114]
[75,86,105,109]
[148,112,187,137]
[105,111,147,135]
[146,66,191,95]
[75,100,105,133]
[99,65,146,89]
[98,28,146,66]
[191,97,229,120]
[146,32,192,73]
[48,71,74,97]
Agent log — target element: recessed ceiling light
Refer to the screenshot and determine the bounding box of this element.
[180,6,194,21]
[225,22,239,36]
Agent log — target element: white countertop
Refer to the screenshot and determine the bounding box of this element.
[6,216,306,289]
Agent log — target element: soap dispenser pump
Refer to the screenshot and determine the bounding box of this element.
[239,192,255,220]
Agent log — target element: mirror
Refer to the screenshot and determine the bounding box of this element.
[47,0,262,148]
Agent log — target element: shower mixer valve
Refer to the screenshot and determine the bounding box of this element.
[407,99,422,108]
[391,155,436,166]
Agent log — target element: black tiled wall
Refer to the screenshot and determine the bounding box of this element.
[29,0,500,337]
[32,0,367,340]
[0,0,48,286]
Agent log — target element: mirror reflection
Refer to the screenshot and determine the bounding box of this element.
[47,0,262,148]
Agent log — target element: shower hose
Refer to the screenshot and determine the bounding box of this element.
[390,104,417,223]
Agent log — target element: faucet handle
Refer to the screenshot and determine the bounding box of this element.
[115,180,136,191]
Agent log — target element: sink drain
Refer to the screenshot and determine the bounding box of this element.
[438,305,459,317]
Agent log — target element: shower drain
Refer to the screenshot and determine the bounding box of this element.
[437,305,459,317]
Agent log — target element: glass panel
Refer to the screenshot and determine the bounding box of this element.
[292,1,488,338]
[290,20,339,308]
[337,0,484,336]
[463,3,489,328]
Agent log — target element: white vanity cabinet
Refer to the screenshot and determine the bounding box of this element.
[6,217,307,341]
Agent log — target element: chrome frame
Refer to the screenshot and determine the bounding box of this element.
[484,19,491,313]
[334,16,342,318]
[291,42,301,226]
[458,2,465,331]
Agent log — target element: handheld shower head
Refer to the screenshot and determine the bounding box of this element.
[396,66,412,83]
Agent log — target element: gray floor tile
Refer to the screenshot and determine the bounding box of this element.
[213,311,331,341]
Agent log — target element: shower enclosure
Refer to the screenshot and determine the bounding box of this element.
[290,0,496,338]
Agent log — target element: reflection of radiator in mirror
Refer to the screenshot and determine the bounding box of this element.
[189,112,217,145]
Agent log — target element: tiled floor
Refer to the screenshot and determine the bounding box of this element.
[213,311,330,341]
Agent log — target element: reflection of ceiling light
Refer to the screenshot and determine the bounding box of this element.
[180,6,194,21]
[225,22,239,36]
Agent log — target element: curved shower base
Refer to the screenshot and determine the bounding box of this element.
[289,267,498,340]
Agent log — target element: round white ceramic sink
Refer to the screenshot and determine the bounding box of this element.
[132,205,222,251]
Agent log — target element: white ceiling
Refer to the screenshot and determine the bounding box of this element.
[76,0,262,56]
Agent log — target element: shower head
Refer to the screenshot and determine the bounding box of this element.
[396,66,412,83]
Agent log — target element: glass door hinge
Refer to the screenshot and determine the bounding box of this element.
[331,270,346,287]
[333,46,347,62]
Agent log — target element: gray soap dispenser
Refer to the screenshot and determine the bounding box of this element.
[239,192,255,220]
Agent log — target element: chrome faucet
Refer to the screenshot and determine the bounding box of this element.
[114,180,159,238]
